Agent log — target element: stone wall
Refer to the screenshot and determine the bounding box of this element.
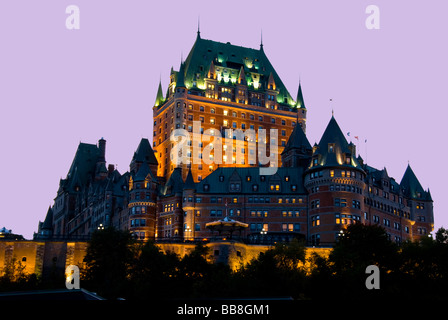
[0,240,331,280]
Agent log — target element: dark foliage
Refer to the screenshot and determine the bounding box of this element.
[5,225,448,300]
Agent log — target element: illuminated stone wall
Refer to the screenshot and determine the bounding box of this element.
[0,240,331,279]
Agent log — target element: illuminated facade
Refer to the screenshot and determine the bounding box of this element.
[153,31,306,182]
[35,33,434,245]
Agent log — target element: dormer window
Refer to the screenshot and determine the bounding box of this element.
[328,143,335,153]
[346,156,351,165]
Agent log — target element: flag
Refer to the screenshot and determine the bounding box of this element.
[355,136,359,140]
[347,132,350,136]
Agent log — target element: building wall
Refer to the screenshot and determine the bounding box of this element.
[0,240,330,279]
[0,241,88,280]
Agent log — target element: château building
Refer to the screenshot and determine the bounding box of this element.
[35,32,434,246]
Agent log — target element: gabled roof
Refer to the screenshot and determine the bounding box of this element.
[400,164,431,200]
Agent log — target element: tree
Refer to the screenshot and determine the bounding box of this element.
[128,240,181,300]
[82,227,135,299]
[0,257,39,292]
[309,224,399,299]
[234,239,307,299]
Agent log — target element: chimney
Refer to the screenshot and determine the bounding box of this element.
[108,164,115,174]
[98,138,106,161]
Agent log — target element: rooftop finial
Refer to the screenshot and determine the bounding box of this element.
[260,29,264,50]
[330,98,334,117]
[197,16,201,38]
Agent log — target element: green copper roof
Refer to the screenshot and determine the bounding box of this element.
[175,61,186,88]
[296,82,306,109]
[177,36,295,106]
[154,80,164,107]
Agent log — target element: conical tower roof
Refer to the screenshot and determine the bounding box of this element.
[296,82,306,109]
[400,164,429,200]
[282,124,311,155]
[154,80,164,107]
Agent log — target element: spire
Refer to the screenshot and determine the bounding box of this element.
[176,60,186,88]
[154,78,164,107]
[260,29,264,51]
[197,16,201,39]
[296,81,306,109]
[42,206,54,231]
[184,168,195,190]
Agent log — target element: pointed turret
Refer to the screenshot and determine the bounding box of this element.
[281,123,312,168]
[400,164,428,200]
[311,116,361,169]
[176,61,186,88]
[296,82,306,109]
[154,80,164,107]
[130,138,158,175]
[282,123,311,154]
[40,206,54,238]
[162,167,184,196]
[184,168,195,190]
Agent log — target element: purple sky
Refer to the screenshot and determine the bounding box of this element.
[0,1,446,239]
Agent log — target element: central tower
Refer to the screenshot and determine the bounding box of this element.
[153,32,307,182]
